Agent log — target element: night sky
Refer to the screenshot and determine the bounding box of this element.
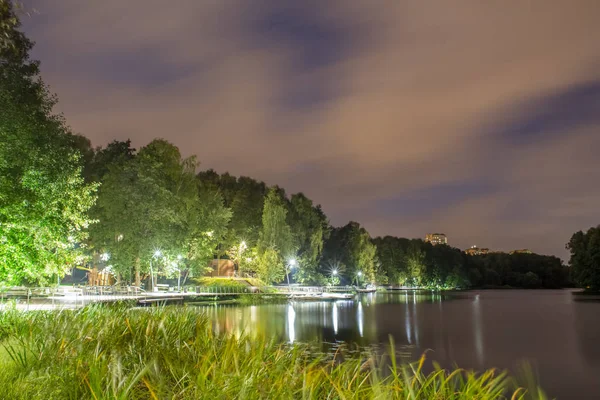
[21,1,600,260]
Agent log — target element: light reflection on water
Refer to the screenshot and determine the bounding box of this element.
[332,302,338,335]
[357,301,363,338]
[200,290,457,356]
[193,290,600,399]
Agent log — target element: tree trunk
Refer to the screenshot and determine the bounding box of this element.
[134,257,141,287]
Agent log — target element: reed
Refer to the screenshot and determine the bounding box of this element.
[0,305,546,399]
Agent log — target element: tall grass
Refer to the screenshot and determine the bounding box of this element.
[0,305,546,399]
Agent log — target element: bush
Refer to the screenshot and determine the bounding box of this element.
[194,277,249,289]
[193,277,267,289]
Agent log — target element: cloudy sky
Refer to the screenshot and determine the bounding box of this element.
[21,0,600,259]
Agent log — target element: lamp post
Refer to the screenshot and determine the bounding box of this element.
[150,250,161,292]
[356,271,363,287]
[176,255,183,292]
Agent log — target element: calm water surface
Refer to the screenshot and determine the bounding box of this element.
[197,290,600,399]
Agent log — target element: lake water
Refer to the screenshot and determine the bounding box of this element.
[197,290,600,399]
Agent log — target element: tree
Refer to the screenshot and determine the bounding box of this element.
[522,271,541,288]
[185,179,231,276]
[258,188,294,257]
[287,193,329,284]
[0,2,97,285]
[256,188,294,284]
[89,140,216,286]
[86,140,135,182]
[567,226,600,291]
[405,242,425,286]
[0,1,18,51]
[256,246,285,285]
[322,222,376,284]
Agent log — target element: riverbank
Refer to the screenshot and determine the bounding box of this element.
[0,305,545,399]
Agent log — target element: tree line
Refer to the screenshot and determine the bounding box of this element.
[0,2,590,289]
[567,226,600,292]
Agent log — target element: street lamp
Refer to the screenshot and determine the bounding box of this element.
[286,258,296,289]
[330,269,338,287]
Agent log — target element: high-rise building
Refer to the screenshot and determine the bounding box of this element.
[425,233,448,245]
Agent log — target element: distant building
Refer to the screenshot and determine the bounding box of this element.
[509,249,532,255]
[465,246,490,256]
[425,233,448,245]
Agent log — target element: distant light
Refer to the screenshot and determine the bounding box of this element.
[153,250,162,258]
[117,234,124,242]
[332,269,338,276]
[288,258,296,267]
[240,241,247,248]
[177,254,183,260]
[357,271,362,277]
[206,231,214,237]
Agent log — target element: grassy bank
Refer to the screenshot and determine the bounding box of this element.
[0,306,545,399]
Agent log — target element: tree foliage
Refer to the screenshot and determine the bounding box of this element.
[567,226,600,291]
[89,140,230,284]
[373,236,568,289]
[287,193,329,284]
[322,222,377,284]
[253,188,294,283]
[0,2,97,285]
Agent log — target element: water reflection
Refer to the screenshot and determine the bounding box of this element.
[413,293,419,347]
[574,300,600,367]
[405,299,412,344]
[332,302,338,335]
[192,290,600,400]
[472,294,484,367]
[287,304,296,343]
[357,301,363,337]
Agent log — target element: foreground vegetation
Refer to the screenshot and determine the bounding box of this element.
[0,306,546,399]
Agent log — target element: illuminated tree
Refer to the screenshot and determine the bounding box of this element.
[0,2,97,285]
[89,140,230,285]
[287,193,330,284]
[322,222,376,284]
[256,188,294,283]
[256,246,285,285]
